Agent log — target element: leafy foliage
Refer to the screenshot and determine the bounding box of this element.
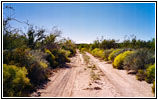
[3,64,31,97]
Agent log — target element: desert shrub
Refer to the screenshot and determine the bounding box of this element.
[145,64,155,83]
[62,46,76,57]
[123,49,155,72]
[103,49,114,61]
[91,48,99,56]
[47,49,70,68]
[113,51,133,69]
[3,48,30,67]
[109,48,132,61]
[3,64,31,97]
[45,49,58,69]
[108,49,121,61]
[57,49,71,63]
[3,33,28,50]
[136,69,146,81]
[3,48,50,86]
[91,48,104,59]
[152,81,155,94]
[60,39,76,57]
[68,47,76,56]
[64,50,71,57]
[26,50,50,85]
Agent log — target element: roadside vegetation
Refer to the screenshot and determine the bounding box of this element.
[3,6,76,97]
[78,36,155,94]
[3,6,155,96]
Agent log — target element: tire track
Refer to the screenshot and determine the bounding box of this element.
[86,52,154,97]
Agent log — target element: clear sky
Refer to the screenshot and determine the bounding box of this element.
[3,3,155,43]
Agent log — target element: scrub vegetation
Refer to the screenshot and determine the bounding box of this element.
[3,6,76,97]
[78,35,155,94]
[3,6,155,97]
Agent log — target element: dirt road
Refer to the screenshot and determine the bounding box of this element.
[33,50,154,97]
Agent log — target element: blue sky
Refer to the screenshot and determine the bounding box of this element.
[3,3,155,43]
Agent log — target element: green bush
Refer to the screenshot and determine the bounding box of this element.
[60,39,76,57]
[113,51,133,69]
[3,64,31,97]
[108,49,121,61]
[3,48,30,67]
[46,49,70,68]
[45,49,58,69]
[145,64,155,83]
[123,49,155,72]
[3,33,27,50]
[52,49,70,64]
[103,49,114,61]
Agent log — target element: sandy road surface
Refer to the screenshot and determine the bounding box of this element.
[33,50,154,97]
[86,52,154,97]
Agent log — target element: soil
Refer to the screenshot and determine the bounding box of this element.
[31,50,154,97]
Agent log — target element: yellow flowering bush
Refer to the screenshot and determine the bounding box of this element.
[145,64,155,83]
[91,48,104,59]
[108,49,121,61]
[3,64,31,97]
[113,51,133,69]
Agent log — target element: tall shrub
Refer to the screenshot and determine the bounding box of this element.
[123,49,155,72]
